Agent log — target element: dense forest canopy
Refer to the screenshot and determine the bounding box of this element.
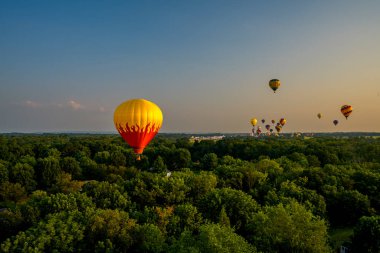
[0,134,379,252]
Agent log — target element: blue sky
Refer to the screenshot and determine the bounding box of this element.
[1,1,379,133]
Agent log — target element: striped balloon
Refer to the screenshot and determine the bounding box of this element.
[269,79,281,93]
[341,105,353,119]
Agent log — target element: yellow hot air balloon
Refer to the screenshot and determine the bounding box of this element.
[317,113,322,119]
[250,118,258,127]
[279,118,286,126]
[341,105,353,119]
[269,79,281,93]
[114,98,163,160]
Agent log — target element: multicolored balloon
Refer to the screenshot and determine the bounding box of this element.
[275,125,282,133]
[269,79,281,93]
[114,98,163,160]
[279,118,286,126]
[341,105,353,119]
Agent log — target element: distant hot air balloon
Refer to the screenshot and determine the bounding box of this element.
[257,128,262,135]
[270,129,274,133]
[269,79,281,93]
[271,119,275,124]
[341,105,353,119]
[280,118,286,126]
[317,113,322,119]
[250,118,258,127]
[261,119,265,124]
[114,98,163,160]
[265,124,270,131]
[333,120,339,126]
[275,125,282,133]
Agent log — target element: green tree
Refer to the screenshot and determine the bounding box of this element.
[94,151,111,164]
[307,155,321,167]
[351,215,380,253]
[19,155,37,167]
[134,224,167,252]
[88,209,137,252]
[110,149,127,167]
[219,206,230,227]
[0,182,27,203]
[167,203,203,236]
[186,171,218,202]
[1,211,86,253]
[36,156,61,188]
[0,209,24,242]
[60,156,82,179]
[327,190,374,226]
[82,181,129,210]
[47,148,61,159]
[169,224,256,253]
[199,188,259,231]
[0,163,9,184]
[171,148,192,170]
[9,163,37,192]
[152,155,167,173]
[249,200,331,253]
[200,153,218,171]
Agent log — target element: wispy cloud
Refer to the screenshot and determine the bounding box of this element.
[67,100,85,110]
[16,99,106,113]
[23,100,42,108]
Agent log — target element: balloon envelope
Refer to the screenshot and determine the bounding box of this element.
[280,118,286,126]
[317,113,322,119]
[250,118,258,127]
[114,98,163,156]
[269,79,281,93]
[333,120,339,126]
[341,105,353,119]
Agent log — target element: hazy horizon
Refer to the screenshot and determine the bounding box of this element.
[1,1,379,133]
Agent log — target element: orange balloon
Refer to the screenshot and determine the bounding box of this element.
[341,105,353,119]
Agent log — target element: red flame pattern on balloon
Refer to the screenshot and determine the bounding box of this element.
[117,122,160,154]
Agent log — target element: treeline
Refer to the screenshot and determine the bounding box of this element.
[0,135,380,252]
